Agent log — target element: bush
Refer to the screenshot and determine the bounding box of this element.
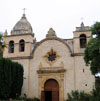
[0,58,24,99]
[90,89,100,101]
[67,90,90,101]
[66,89,100,101]
[13,97,40,101]
[33,97,40,101]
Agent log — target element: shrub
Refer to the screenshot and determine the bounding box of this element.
[14,97,40,101]
[0,58,24,99]
[66,89,100,101]
[33,97,40,101]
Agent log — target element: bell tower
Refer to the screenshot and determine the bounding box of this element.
[73,22,91,54]
[3,14,35,58]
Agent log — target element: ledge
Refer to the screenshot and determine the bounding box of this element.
[37,69,66,74]
[6,56,33,60]
[73,53,84,56]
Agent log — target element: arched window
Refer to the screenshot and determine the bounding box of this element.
[19,39,25,52]
[80,34,87,48]
[9,41,14,53]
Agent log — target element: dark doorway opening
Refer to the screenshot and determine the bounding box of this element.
[45,91,52,101]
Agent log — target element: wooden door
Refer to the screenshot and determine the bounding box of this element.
[52,91,59,101]
[41,91,45,101]
[43,79,59,101]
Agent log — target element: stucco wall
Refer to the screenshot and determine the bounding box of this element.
[29,39,74,99]
[74,56,95,92]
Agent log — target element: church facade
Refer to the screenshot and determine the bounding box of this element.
[3,14,95,101]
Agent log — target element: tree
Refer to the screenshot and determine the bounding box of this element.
[0,58,24,99]
[84,22,100,75]
[95,76,100,93]
[0,33,6,57]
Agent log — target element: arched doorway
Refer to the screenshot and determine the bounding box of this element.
[41,79,59,101]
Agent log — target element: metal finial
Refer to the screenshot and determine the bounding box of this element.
[22,8,26,14]
[80,17,85,27]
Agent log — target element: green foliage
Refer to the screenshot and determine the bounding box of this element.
[95,76,100,93]
[33,97,40,101]
[12,97,40,101]
[91,22,100,37]
[67,90,90,101]
[90,89,100,101]
[84,38,100,75]
[24,98,40,101]
[66,89,100,101]
[0,33,6,57]
[0,58,24,99]
[13,98,23,101]
[84,22,100,75]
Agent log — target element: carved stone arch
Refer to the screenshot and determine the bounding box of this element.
[31,37,73,57]
[41,78,61,101]
[42,77,61,90]
[44,79,59,90]
[39,75,64,101]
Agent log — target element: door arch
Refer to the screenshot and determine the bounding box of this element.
[41,79,59,101]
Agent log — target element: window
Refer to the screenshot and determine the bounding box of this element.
[19,39,25,52]
[44,49,60,66]
[80,34,87,48]
[9,41,14,53]
[48,51,56,62]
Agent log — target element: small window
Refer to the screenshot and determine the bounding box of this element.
[9,41,14,53]
[80,34,87,48]
[83,69,84,72]
[19,39,25,52]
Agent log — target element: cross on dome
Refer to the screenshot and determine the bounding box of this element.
[22,8,26,14]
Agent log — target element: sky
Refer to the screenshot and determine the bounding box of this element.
[0,0,100,41]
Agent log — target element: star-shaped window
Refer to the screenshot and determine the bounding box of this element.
[44,49,60,66]
[48,49,56,62]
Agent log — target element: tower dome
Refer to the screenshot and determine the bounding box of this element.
[11,14,33,35]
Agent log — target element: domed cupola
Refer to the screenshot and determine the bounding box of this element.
[11,14,33,35]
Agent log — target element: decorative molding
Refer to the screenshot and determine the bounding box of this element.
[6,33,34,37]
[73,30,91,33]
[6,42,33,45]
[37,62,65,74]
[60,61,64,67]
[7,56,33,60]
[73,36,91,39]
[31,37,73,57]
[43,49,60,66]
[37,69,66,73]
[73,53,84,56]
[39,62,43,69]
